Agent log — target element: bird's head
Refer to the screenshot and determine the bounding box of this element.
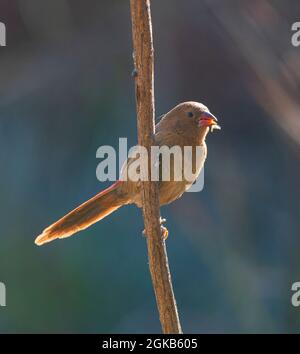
[177,101,220,130]
[159,101,221,144]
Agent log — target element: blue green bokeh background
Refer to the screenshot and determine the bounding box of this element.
[0,0,300,333]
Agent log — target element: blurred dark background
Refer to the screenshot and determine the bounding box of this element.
[0,0,300,333]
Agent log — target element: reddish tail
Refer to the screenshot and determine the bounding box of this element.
[35,181,129,246]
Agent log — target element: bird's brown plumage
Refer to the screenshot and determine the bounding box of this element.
[35,101,219,245]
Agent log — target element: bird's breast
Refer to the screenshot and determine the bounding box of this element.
[120,141,207,208]
[158,143,207,205]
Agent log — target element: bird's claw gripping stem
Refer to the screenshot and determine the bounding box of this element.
[142,217,169,240]
[159,217,169,240]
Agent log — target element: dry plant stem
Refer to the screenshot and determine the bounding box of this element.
[130,0,182,334]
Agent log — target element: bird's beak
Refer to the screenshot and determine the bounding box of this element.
[198,111,221,131]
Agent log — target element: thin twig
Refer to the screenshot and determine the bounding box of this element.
[130,0,182,334]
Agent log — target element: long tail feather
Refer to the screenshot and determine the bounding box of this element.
[35,181,128,246]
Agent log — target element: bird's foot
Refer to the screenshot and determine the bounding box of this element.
[142,217,169,241]
[159,217,169,240]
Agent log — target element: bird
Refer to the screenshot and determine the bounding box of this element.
[35,101,220,246]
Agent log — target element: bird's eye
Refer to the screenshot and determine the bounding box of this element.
[187,112,194,118]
